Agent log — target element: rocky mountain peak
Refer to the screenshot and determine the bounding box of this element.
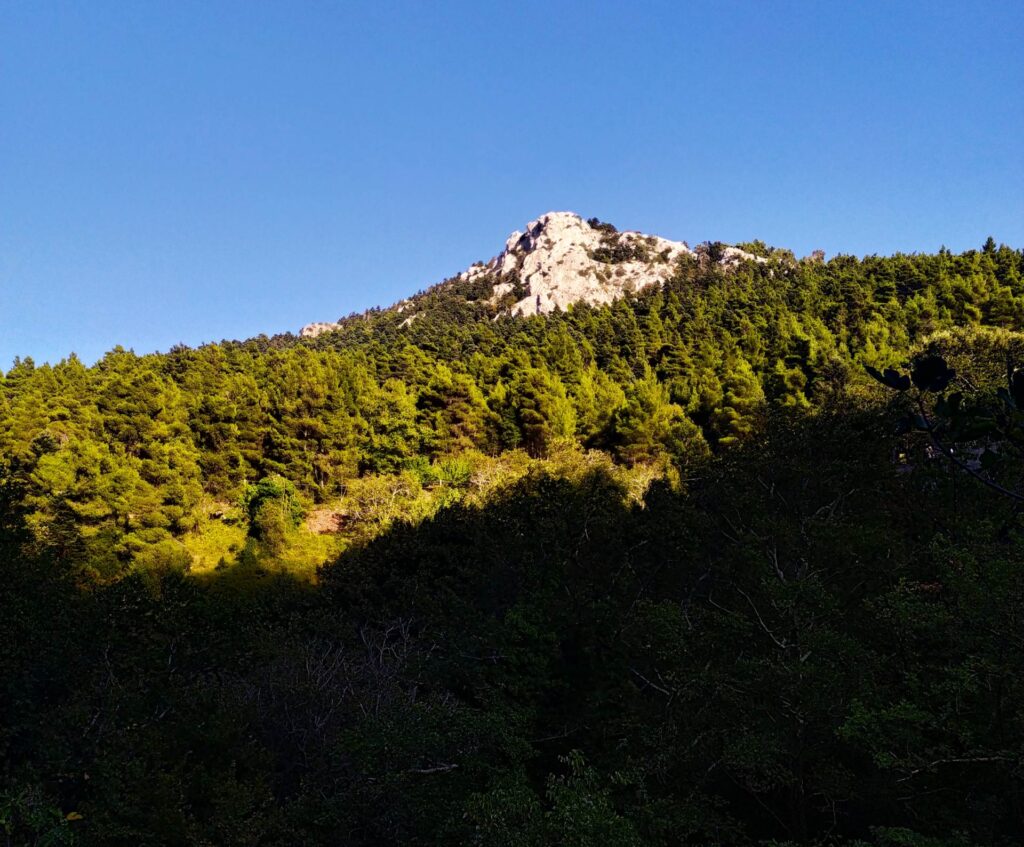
[300,212,760,337]
[462,211,696,317]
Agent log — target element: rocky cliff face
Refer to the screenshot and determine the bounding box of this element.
[464,211,695,317]
[300,211,760,337]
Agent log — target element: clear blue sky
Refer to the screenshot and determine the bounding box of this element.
[2,1,1022,367]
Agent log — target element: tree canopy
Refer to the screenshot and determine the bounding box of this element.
[3,240,1024,845]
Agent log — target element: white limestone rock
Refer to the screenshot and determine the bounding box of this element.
[458,211,701,316]
[300,321,342,339]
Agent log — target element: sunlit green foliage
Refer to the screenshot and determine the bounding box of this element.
[1,240,1019,577]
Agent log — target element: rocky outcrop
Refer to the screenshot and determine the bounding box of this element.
[300,211,761,335]
[300,321,345,339]
[464,211,697,316]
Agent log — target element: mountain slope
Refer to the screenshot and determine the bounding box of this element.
[4,232,1024,845]
[300,211,760,337]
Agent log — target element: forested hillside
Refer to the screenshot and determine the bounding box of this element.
[2,238,1022,578]
[3,237,1024,844]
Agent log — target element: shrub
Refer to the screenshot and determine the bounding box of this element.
[241,475,305,552]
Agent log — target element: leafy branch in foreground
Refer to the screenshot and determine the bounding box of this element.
[868,353,1024,502]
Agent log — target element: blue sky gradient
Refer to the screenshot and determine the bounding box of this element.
[2,0,1022,366]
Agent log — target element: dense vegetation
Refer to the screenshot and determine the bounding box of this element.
[3,238,1024,844]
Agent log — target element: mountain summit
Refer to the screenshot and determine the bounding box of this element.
[301,211,760,337]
